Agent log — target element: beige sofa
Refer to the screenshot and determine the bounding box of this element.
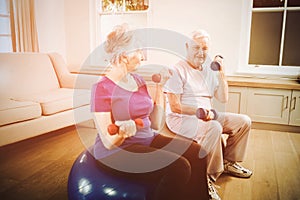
[0,52,100,146]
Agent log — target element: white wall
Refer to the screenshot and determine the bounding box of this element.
[150,0,244,74]
[35,0,66,58]
[36,0,246,74]
[35,0,92,70]
[64,0,91,69]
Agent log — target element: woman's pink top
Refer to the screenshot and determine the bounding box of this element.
[91,73,156,159]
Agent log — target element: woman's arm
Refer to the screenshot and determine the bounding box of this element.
[149,68,172,130]
[149,84,166,130]
[93,112,129,150]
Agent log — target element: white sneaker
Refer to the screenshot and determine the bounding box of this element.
[207,177,221,200]
[224,161,252,178]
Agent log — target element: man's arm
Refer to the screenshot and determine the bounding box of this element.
[167,93,198,115]
[214,71,228,103]
[213,56,228,103]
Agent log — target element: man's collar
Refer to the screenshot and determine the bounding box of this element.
[185,60,203,71]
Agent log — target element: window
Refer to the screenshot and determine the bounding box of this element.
[0,0,12,52]
[95,0,150,46]
[100,0,149,14]
[82,0,150,72]
[249,0,300,67]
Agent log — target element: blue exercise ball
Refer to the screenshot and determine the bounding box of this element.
[68,148,155,200]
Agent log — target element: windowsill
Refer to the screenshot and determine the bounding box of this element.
[227,75,300,90]
[236,65,300,78]
[231,65,300,90]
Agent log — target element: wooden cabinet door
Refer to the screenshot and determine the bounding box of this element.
[289,90,300,126]
[227,86,247,114]
[213,86,247,114]
[247,88,291,124]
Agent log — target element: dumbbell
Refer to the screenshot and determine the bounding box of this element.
[152,73,161,83]
[196,108,218,121]
[151,69,173,83]
[210,55,223,71]
[107,118,144,135]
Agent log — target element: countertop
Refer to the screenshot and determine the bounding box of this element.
[72,66,300,90]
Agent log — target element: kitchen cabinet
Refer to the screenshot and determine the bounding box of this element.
[289,90,300,126]
[217,86,300,126]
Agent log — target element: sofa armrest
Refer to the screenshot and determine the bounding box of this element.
[74,73,101,89]
[48,53,100,89]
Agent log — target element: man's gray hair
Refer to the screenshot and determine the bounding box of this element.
[191,29,210,41]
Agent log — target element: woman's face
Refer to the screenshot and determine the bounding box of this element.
[125,49,145,72]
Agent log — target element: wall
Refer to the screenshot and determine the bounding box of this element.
[35,0,66,58]
[35,0,92,70]
[150,0,244,74]
[64,0,91,69]
[36,0,246,74]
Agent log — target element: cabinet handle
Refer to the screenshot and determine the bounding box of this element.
[285,96,289,110]
[282,96,289,111]
[290,96,296,111]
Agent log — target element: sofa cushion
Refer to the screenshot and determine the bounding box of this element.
[14,88,91,115]
[0,99,42,126]
[0,53,60,99]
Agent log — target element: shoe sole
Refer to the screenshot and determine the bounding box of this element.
[223,170,252,178]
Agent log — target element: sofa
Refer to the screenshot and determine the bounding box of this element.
[0,52,100,147]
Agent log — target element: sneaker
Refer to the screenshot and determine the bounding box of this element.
[207,177,221,200]
[224,161,252,178]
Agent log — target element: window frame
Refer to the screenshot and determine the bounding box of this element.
[83,0,151,73]
[238,0,300,78]
[0,0,12,52]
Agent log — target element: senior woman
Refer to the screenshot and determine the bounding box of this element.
[91,24,209,200]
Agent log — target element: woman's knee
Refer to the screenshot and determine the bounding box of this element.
[169,156,191,184]
[186,141,208,161]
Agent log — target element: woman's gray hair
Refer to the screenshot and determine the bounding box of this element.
[104,24,138,64]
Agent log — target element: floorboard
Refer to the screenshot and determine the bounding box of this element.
[0,124,300,200]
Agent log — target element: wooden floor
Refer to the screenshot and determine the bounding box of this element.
[0,123,300,200]
[216,129,300,200]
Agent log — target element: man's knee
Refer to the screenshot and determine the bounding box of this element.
[200,120,223,147]
[206,120,223,135]
[240,114,252,128]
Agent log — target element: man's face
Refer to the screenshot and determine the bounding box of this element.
[186,37,209,69]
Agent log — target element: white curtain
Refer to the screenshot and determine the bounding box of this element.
[10,0,39,52]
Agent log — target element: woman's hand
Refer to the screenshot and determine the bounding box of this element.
[115,119,137,138]
[152,67,172,86]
